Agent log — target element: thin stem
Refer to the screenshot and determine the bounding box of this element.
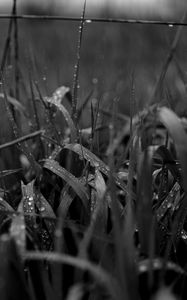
[0,130,44,150]
[72,0,86,126]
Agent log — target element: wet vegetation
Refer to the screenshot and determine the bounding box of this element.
[1,1,187,300]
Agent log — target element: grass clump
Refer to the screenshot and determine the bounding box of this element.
[1,1,187,300]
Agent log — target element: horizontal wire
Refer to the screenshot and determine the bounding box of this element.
[0,14,185,26]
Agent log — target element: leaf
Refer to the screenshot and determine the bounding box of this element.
[51,86,70,103]
[35,192,56,236]
[10,194,26,256]
[0,235,31,300]
[46,86,77,142]
[22,180,36,229]
[78,170,107,258]
[0,198,15,232]
[24,251,121,300]
[0,93,26,115]
[64,143,128,194]
[137,146,157,256]
[157,107,187,193]
[0,197,14,213]
[57,185,76,219]
[44,158,89,210]
[156,182,181,222]
[155,145,181,182]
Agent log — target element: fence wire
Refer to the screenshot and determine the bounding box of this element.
[0,14,186,27]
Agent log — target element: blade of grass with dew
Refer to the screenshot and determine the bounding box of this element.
[13,0,20,101]
[72,0,87,126]
[22,181,55,251]
[45,87,77,143]
[34,81,62,145]
[157,106,187,193]
[1,78,41,176]
[64,143,128,194]
[0,130,44,151]
[156,181,180,222]
[35,191,56,237]
[155,145,181,182]
[55,185,74,252]
[24,251,121,300]
[78,169,107,259]
[44,158,89,210]
[22,180,36,230]
[10,186,26,257]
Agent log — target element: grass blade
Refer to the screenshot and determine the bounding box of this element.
[157,106,187,192]
[24,251,121,300]
[10,188,26,256]
[46,86,77,143]
[44,158,89,210]
[64,143,128,194]
[72,0,87,126]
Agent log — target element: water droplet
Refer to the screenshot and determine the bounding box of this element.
[39,206,45,212]
[86,19,92,24]
[167,203,172,209]
[181,230,187,240]
[168,24,173,28]
[95,162,100,168]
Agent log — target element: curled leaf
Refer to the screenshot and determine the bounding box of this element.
[44,159,89,210]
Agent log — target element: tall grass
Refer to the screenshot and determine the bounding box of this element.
[0,1,187,300]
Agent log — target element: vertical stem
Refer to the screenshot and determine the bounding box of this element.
[72,0,86,126]
[13,0,20,101]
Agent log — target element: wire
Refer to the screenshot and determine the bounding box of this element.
[0,14,185,26]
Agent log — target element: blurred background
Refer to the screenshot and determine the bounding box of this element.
[0,0,187,121]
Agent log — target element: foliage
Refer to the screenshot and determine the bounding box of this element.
[0,1,187,300]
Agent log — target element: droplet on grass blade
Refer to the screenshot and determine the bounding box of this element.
[86,19,92,24]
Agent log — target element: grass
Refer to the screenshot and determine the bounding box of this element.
[1,1,187,300]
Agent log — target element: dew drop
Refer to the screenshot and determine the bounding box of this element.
[181,230,187,240]
[95,162,100,168]
[39,206,45,212]
[86,19,92,24]
[167,203,172,209]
